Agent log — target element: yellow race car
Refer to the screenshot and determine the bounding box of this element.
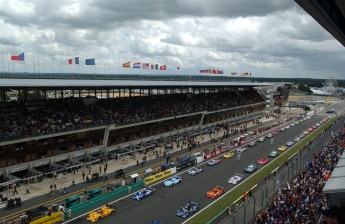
[223,152,235,159]
[87,205,115,222]
[278,146,288,152]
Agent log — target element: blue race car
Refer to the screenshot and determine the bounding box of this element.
[176,201,200,218]
[163,176,182,187]
[207,158,221,166]
[286,141,294,146]
[187,167,203,176]
[132,187,155,200]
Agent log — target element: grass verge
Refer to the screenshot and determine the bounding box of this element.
[187,117,335,224]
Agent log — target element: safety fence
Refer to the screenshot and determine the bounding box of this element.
[66,179,144,217]
[209,116,344,224]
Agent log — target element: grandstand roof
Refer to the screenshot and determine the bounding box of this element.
[323,157,345,194]
[0,78,272,88]
[295,0,345,47]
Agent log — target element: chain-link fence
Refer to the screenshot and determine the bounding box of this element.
[212,116,344,224]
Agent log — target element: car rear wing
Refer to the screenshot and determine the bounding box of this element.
[215,186,224,189]
[234,173,243,177]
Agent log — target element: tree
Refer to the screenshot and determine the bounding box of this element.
[298,84,312,94]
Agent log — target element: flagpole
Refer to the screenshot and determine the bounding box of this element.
[43,52,45,74]
[33,53,36,74]
[38,53,40,74]
[60,54,62,73]
[51,53,54,73]
[1,49,4,74]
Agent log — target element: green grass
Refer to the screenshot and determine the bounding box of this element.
[187,118,335,224]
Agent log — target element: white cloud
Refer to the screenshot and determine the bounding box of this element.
[0,0,344,79]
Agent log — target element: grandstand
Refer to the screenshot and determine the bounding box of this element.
[0,75,270,185]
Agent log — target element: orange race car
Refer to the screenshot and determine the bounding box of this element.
[87,205,115,222]
[206,186,225,199]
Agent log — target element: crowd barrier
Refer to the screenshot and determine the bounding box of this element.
[66,179,144,218]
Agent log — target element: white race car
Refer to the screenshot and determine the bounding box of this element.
[228,174,244,185]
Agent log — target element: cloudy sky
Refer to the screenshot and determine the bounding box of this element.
[0,0,344,79]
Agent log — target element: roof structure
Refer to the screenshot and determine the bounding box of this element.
[295,0,345,47]
[322,152,345,205]
[0,78,271,88]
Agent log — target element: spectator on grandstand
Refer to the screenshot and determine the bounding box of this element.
[254,127,345,224]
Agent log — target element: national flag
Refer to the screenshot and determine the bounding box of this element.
[200,69,208,73]
[231,72,237,76]
[160,65,166,70]
[241,72,249,76]
[150,64,154,69]
[122,62,131,68]
[250,73,252,76]
[176,66,181,71]
[68,57,80,64]
[85,58,95,65]
[219,70,223,74]
[11,52,25,61]
[133,62,141,68]
[155,64,159,69]
[142,63,150,69]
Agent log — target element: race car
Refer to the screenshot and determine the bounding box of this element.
[258,137,265,142]
[303,130,309,135]
[278,146,288,152]
[132,187,155,200]
[207,158,221,166]
[308,128,313,132]
[223,152,234,159]
[248,141,257,147]
[87,205,115,222]
[273,131,280,135]
[293,137,300,142]
[269,151,279,158]
[187,167,203,176]
[266,133,273,138]
[286,141,294,146]
[237,147,247,153]
[257,158,269,165]
[206,186,225,199]
[228,174,243,185]
[176,201,200,218]
[244,164,257,173]
[163,176,182,187]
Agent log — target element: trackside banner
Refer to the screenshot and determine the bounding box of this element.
[144,169,172,185]
[30,212,62,224]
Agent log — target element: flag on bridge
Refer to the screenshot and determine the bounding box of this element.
[11,52,25,61]
[85,58,95,65]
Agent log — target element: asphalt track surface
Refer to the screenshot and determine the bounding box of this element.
[66,104,343,224]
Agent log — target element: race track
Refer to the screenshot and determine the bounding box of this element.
[67,104,343,224]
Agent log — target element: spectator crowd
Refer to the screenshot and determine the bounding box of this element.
[254,126,345,224]
[0,90,263,141]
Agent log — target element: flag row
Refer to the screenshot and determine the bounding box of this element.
[9,53,253,76]
[200,69,224,74]
[122,62,174,70]
[230,72,252,76]
[10,53,96,65]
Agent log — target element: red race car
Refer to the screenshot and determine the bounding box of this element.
[257,158,269,165]
[273,131,280,135]
[206,186,225,199]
